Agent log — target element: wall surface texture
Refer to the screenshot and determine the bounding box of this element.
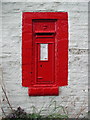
[1,1,88,118]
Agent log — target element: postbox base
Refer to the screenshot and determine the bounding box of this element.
[28,86,59,96]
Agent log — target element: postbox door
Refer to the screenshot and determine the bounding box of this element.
[35,43,55,83]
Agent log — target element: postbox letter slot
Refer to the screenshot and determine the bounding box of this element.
[35,32,55,38]
[36,33,54,35]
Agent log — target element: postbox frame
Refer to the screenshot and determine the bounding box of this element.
[22,12,68,96]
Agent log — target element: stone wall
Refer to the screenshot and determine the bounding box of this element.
[1,1,88,118]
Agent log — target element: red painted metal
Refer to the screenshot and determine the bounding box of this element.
[28,87,59,96]
[36,43,55,83]
[22,12,68,96]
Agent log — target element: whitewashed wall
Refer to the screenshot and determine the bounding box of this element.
[1,2,88,118]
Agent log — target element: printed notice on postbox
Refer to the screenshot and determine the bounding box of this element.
[40,44,48,61]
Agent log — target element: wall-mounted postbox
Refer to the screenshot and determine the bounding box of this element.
[22,12,68,96]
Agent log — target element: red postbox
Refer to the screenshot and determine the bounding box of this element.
[22,12,68,96]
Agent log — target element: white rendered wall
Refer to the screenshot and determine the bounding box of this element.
[1,2,88,118]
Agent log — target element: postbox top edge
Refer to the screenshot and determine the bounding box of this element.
[22,12,68,20]
[22,12,68,16]
[22,12,68,13]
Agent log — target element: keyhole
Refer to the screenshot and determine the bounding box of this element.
[40,65,42,67]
